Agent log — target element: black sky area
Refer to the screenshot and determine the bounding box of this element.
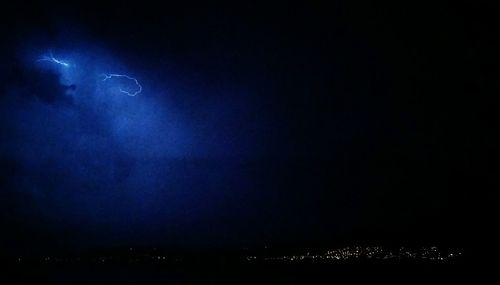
[0,1,498,258]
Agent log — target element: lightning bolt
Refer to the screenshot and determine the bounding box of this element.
[35,50,142,97]
[36,51,70,67]
[100,73,142,96]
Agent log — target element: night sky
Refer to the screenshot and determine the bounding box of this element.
[0,1,497,257]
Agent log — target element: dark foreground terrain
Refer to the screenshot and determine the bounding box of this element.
[1,246,486,284]
[4,263,471,285]
[2,254,481,285]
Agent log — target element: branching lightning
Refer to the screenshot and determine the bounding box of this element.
[36,51,70,67]
[100,73,142,96]
[35,49,142,97]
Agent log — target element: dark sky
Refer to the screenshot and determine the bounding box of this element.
[0,1,497,256]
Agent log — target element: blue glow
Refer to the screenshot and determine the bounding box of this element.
[36,51,70,67]
[100,73,142,96]
[4,39,260,246]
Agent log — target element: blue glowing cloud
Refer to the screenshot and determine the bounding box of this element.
[1,37,262,246]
